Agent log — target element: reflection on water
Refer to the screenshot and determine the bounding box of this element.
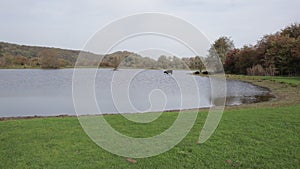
[0,69,270,117]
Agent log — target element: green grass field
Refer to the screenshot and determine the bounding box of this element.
[1,104,299,168]
[228,75,300,86]
[258,76,300,86]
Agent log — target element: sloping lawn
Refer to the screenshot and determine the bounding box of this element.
[1,105,299,168]
[259,76,300,86]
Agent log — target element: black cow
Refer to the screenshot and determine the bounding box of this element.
[164,70,173,74]
[202,70,209,75]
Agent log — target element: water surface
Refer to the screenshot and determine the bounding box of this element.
[0,69,270,117]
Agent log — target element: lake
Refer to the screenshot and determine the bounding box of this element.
[0,69,270,118]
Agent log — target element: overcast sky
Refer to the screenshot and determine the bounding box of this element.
[0,0,299,55]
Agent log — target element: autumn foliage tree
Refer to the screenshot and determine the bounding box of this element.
[224,23,300,76]
[38,49,60,69]
[224,49,240,74]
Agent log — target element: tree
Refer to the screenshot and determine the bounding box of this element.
[157,55,171,69]
[105,51,131,70]
[14,56,28,66]
[181,57,191,69]
[142,56,157,69]
[2,55,14,67]
[267,35,298,75]
[192,56,204,70]
[224,49,240,74]
[281,23,300,39]
[29,57,39,67]
[207,36,234,72]
[224,23,300,75]
[38,49,60,69]
[172,56,186,69]
[208,36,234,64]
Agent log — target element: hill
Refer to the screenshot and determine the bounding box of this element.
[0,42,80,68]
[0,42,203,70]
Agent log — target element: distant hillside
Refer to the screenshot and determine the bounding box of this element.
[0,42,80,68]
[0,42,141,69]
[0,42,204,70]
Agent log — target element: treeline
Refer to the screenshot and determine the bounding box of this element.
[1,23,299,75]
[0,42,205,70]
[78,51,205,70]
[223,23,300,76]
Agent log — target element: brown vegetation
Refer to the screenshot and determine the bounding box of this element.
[224,23,300,76]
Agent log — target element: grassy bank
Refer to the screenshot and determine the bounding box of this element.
[0,76,299,168]
[226,75,300,86]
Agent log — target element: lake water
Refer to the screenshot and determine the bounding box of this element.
[0,69,270,118]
